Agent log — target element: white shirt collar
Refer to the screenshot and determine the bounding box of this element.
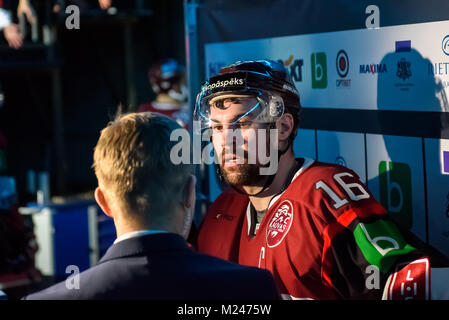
[114,230,167,244]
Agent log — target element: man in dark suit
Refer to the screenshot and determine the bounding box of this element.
[23,112,280,300]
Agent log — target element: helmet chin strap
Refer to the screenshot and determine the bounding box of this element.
[221,137,293,197]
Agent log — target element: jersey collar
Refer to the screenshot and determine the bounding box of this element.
[245,157,315,235]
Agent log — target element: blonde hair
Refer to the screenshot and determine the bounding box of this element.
[93,112,192,221]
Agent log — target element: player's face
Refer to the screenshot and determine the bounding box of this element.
[209,96,271,186]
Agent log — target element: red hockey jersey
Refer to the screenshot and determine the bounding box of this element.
[197,159,434,299]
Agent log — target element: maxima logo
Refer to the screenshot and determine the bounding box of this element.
[278,55,304,82]
[360,64,387,74]
[378,161,413,230]
[311,52,327,89]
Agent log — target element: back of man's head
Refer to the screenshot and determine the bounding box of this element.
[93,112,193,229]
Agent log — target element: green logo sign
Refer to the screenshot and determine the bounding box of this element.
[311,52,327,88]
[353,219,415,273]
[378,161,413,229]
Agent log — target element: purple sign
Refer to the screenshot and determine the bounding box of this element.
[444,151,449,174]
[395,40,411,52]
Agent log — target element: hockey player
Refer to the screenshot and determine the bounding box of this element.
[137,58,190,128]
[194,59,449,300]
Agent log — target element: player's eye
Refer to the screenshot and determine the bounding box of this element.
[211,124,224,132]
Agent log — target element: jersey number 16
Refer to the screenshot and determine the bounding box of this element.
[315,172,370,209]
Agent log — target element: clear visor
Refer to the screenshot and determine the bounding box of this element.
[193,89,284,133]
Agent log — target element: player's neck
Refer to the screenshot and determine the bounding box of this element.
[246,151,297,212]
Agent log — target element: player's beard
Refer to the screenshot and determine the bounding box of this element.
[215,126,278,190]
[220,163,268,187]
[218,149,271,188]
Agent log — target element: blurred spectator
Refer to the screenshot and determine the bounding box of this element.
[17,0,36,24]
[97,0,110,10]
[138,58,190,128]
[53,0,123,13]
[0,8,22,49]
[0,0,36,49]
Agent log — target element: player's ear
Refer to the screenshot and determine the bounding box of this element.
[95,187,112,218]
[277,113,294,143]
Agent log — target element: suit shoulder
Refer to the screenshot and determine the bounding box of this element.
[23,258,134,300]
[195,252,268,278]
[193,253,279,298]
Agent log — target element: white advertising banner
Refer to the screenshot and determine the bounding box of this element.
[205,20,449,112]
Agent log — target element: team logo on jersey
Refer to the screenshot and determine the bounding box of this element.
[266,200,294,248]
